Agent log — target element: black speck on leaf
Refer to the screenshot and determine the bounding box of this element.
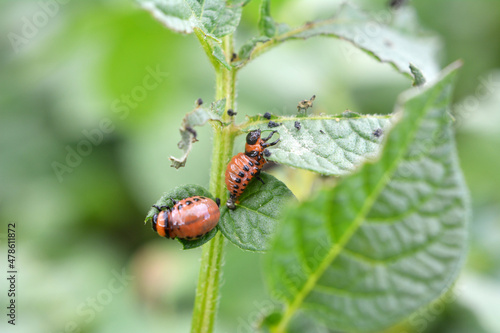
[268,121,281,128]
[263,112,272,120]
[373,128,383,138]
[294,121,301,130]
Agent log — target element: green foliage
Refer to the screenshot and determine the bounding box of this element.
[138,0,253,69]
[258,0,289,37]
[236,3,440,81]
[145,184,219,249]
[240,113,394,176]
[219,173,296,252]
[258,0,276,37]
[209,98,227,118]
[264,63,468,332]
[138,0,247,37]
[138,1,470,332]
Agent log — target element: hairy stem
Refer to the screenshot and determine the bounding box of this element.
[190,34,236,333]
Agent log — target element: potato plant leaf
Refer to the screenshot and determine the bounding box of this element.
[237,2,440,81]
[138,0,250,69]
[258,0,275,37]
[258,0,290,37]
[145,184,219,249]
[211,42,232,70]
[239,113,394,176]
[265,62,469,332]
[169,101,221,168]
[219,173,296,252]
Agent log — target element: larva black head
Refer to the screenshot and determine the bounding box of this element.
[152,214,158,232]
[152,211,169,235]
[246,130,261,145]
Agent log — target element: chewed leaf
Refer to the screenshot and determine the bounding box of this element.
[219,173,296,252]
[145,184,218,250]
[265,62,469,332]
[240,113,395,176]
[169,100,221,168]
[237,3,440,82]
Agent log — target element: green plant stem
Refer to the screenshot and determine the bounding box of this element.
[190,34,237,333]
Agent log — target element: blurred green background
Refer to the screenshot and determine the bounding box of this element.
[1,0,499,332]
